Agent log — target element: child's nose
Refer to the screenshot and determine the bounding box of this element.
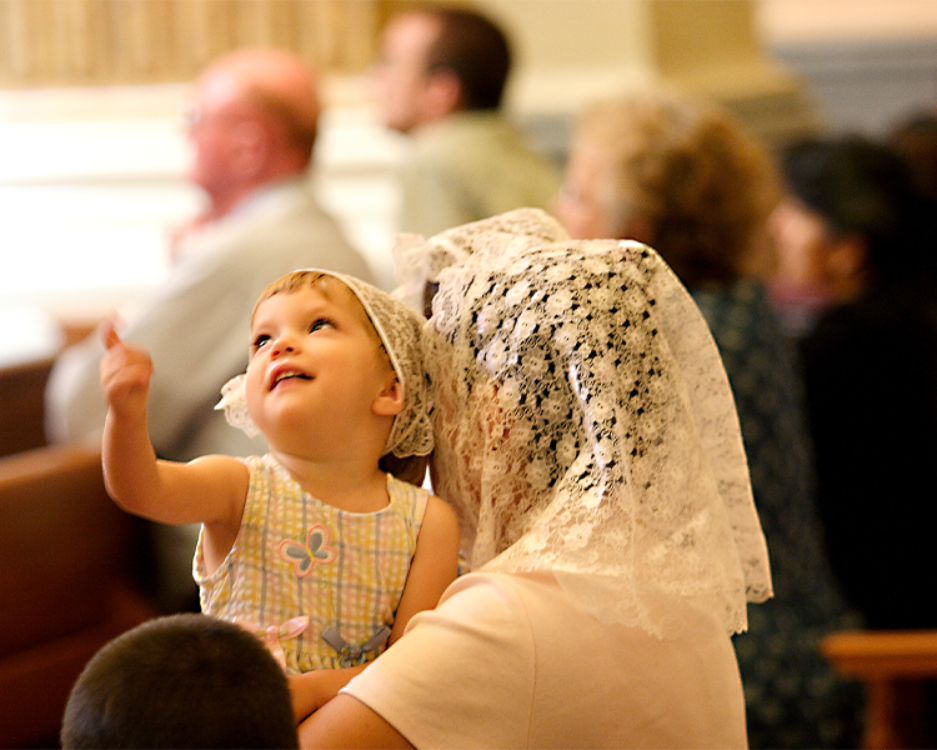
[270,333,299,357]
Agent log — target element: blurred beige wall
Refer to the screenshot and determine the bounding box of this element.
[0,0,383,89]
[3,0,935,317]
[464,0,937,110]
[4,1,935,92]
[757,0,937,43]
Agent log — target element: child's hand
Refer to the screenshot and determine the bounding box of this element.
[99,318,154,418]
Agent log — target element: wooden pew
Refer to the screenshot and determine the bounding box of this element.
[0,317,98,461]
[57,319,98,351]
[822,630,937,749]
[0,356,55,459]
[0,444,157,749]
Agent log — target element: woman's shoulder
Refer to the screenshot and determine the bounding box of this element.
[436,572,563,627]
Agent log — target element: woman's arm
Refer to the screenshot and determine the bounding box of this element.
[100,321,247,528]
[290,666,366,723]
[298,694,413,749]
[389,494,460,644]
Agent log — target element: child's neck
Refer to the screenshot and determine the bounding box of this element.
[270,449,389,513]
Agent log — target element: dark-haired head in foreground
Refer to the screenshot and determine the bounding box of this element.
[61,613,298,749]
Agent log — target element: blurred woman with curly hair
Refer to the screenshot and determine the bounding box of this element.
[554,90,862,749]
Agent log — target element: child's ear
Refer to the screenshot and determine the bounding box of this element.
[373,378,404,417]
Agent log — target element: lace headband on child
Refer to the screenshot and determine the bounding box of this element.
[216,270,433,459]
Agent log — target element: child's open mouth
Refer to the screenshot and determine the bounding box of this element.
[272,370,312,389]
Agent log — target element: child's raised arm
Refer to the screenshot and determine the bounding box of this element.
[99,319,248,531]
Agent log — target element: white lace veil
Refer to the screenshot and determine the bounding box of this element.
[412,209,772,637]
[217,270,433,459]
[393,210,570,313]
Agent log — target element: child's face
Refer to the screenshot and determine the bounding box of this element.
[245,285,395,448]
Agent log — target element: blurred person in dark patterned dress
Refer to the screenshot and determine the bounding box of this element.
[771,135,937,633]
[554,89,862,748]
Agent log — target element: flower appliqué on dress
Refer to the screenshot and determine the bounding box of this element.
[277,524,338,577]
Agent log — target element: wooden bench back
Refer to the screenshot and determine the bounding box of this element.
[0,444,155,748]
[0,356,54,459]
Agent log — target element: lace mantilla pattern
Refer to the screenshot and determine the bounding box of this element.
[392,209,569,313]
[216,270,433,459]
[412,209,772,638]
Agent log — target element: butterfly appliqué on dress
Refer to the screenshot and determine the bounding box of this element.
[277,523,338,577]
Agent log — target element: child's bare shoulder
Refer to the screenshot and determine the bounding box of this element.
[185,454,251,498]
[421,494,460,542]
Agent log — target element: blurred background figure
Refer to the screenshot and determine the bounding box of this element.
[770,134,937,632]
[371,3,560,237]
[44,47,374,613]
[889,108,937,205]
[61,614,298,749]
[554,89,862,748]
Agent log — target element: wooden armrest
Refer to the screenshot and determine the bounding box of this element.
[822,630,937,749]
[822,630,937,679]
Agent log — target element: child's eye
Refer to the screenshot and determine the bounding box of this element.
[251,334,271,352]
[310,318,335,333]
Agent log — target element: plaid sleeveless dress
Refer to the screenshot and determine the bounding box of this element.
[194,454,428,673]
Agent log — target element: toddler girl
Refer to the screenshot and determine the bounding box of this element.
[100,269,460,712]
